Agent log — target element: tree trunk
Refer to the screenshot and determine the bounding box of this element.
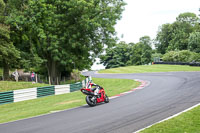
[47,58,61,85]
[3,59,10,80]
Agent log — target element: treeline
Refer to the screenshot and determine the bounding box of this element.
[100,36,152,68]
[0,0,126,84]
[100,11,200,69]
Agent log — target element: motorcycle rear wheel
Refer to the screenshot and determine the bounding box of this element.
[86,95,97,107]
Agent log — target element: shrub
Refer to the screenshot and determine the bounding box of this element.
[178,50,192,62]
[162,51,179,62]
[190,52,200,62]
[163,50,199,62]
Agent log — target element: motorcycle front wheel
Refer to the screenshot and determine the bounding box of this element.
[104,94,109,103]
[86,95,97,107]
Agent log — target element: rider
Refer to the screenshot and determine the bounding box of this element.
[87,81,102,96]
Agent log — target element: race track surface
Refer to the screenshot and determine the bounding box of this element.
[0,71,200,133]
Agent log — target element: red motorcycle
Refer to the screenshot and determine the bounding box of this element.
[80,82,109,107]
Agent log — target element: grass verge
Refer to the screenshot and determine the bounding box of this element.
[99,64,200,74]
[140,105,200,133]
[0,81,49,92]
[0,78,140,123]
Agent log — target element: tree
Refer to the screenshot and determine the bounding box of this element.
[130,43,142,65]
[0,0,20,80]
[176,12,199,24]
[155,23,173,54]
[130,36,152,65]
[188,32,200,53]
[4,0,45,74]
[139,36,152,64]
[139,36,152,47]
[100,36,152,68]
[0,0,5,15]
[9,0,126,84]
[155,12,200,53]
[169,12,199,51]
[100,41,132,69]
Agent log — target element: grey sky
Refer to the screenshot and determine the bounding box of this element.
[115,0,200,43]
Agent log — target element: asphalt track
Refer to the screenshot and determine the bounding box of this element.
[0,71,200,133]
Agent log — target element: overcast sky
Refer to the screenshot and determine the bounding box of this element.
[115,0,200,44]
[91,0,200,70]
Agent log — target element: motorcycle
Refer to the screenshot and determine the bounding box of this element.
[80,82,109,107]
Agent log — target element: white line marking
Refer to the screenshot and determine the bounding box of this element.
[134,103,200,133]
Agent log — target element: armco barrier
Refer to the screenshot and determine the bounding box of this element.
[37,86,55,98]
[189,62,200,66]
[70,82,83,92]
[14,88,37,102]
[0,76,92,105]
[154,62,200,66]
[154,62,190,65]
[0,91,14,105]
[55,85,70,95]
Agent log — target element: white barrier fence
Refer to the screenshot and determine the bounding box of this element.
[14,88,37,102]
[1,76,92,104]
[13,85,71,103]
[55,85,70,95]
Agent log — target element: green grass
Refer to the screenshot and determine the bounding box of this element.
[0,81,49,92]
[99,64,200,74]
[0,78,140,123]
[141,105,200,133]
[93,78,140,96]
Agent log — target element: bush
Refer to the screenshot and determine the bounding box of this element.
[190,52,200,62]
[162,51,179,62]
[178,50,192,62]
[163,50,199,62]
